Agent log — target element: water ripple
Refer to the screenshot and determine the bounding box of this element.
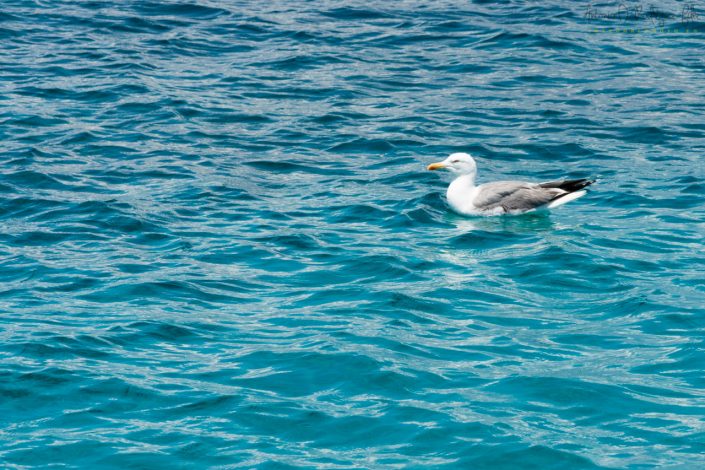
[1,0,705,468]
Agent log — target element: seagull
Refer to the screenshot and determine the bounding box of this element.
[427,153,594,216]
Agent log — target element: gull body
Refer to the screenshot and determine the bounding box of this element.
[427,153,594,216]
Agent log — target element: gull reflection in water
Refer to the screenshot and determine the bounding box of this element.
[447,212,561,234]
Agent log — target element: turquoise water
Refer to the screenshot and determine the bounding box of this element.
[2,1,705,467]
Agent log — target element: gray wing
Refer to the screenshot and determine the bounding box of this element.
[474,181,564,212]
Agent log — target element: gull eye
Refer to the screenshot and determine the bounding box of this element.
[451,160,460,163]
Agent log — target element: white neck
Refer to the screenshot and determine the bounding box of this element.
[451,173,476,187]
[446,173,477,214]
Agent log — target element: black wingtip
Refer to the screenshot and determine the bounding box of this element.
[540,178,595,192]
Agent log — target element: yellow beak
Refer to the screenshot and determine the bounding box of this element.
[427,162,446,171]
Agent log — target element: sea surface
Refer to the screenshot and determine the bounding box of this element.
[1,1,705,468]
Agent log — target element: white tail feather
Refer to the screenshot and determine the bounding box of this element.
[546,190,586,209]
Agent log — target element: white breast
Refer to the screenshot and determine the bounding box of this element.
[446,179,482,215]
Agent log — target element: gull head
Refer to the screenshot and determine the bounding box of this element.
[427,153,477,175]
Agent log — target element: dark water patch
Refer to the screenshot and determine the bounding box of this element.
[118,320,202,341]
[620,126,675,144]
[320,7,395,21]
[458,445,605,469]
[10,338,111,361]
[326,203,398,224]
[309,111,372,124]
[110,16,173,34]
[338,254,424,282]
[6,114,67,128]
[327,138,396,153]
[449,229,537,251]
[477,31,586,52]
[253,54,350,71]
[133,2,231,20]
[78,280,252,305]
[203,112,274,124]
[245,160,352,176]
[239,86,356,101]
[15,85,136,104]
